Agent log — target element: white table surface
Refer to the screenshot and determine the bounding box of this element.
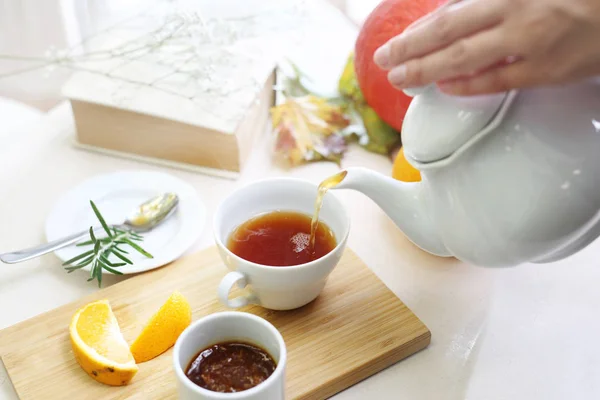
[1,99,600,400]
[0,97,43,145]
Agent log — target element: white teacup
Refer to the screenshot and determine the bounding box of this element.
[173,311,287,400]
[213,177,350,311]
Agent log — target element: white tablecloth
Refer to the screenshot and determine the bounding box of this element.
[1,101,599,400]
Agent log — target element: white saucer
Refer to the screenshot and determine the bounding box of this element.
[45,170,205,274]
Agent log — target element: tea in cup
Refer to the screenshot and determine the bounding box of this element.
[173,311,286,400]
[213,177,350,311]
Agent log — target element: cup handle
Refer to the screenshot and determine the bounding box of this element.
[218,271,255,308]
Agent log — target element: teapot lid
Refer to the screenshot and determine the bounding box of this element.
[401,84,508,163]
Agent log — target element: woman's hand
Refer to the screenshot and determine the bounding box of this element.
[373,0,600,96]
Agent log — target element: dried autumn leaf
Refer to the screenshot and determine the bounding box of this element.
[271,95,350,166]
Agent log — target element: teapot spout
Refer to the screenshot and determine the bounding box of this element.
[332,167,451,257]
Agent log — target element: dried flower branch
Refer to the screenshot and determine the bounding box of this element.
[0,1,309,121]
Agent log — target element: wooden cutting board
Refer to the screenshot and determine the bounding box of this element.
[0,246,430,399]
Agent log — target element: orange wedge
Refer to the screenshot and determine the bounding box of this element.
[69,300,138,386]
[130,291,192,363]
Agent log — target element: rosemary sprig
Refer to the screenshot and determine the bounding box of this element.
[62,200,154,287]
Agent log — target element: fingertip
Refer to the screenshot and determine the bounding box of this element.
[373,43,391,69]
[388,64,407,87]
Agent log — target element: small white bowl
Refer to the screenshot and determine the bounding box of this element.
[173,311,287,400]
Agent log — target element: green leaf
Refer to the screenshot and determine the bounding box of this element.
[90,200,113,238]
[356,105,400,154]
[62,200,152,286]
[114,246,129,254]
[90,259,100,280]
[65,263,89,272]
[129,233,143,242]
[112,263,126,267]
[75,255,95,268]
[100,262,124,275]
[111,249,132,264]
[99,259,122,276]
[97,265,103,288]
[62,250,94,266]
[336,52,401,156]
[337,52,364,103]
[77,238,110,247]
[124,239,153,258]
[87,261,97,281]
[100,255,115,267]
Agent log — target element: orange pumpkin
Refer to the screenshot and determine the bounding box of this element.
[354,0,444,132]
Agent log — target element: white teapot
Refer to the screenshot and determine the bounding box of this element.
[331,78,600,267]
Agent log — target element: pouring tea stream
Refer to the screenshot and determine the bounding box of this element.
[322,78,600,268]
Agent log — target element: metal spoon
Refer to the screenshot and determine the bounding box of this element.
[0,193,179,264]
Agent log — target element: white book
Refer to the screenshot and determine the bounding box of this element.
[61,0,358,178]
